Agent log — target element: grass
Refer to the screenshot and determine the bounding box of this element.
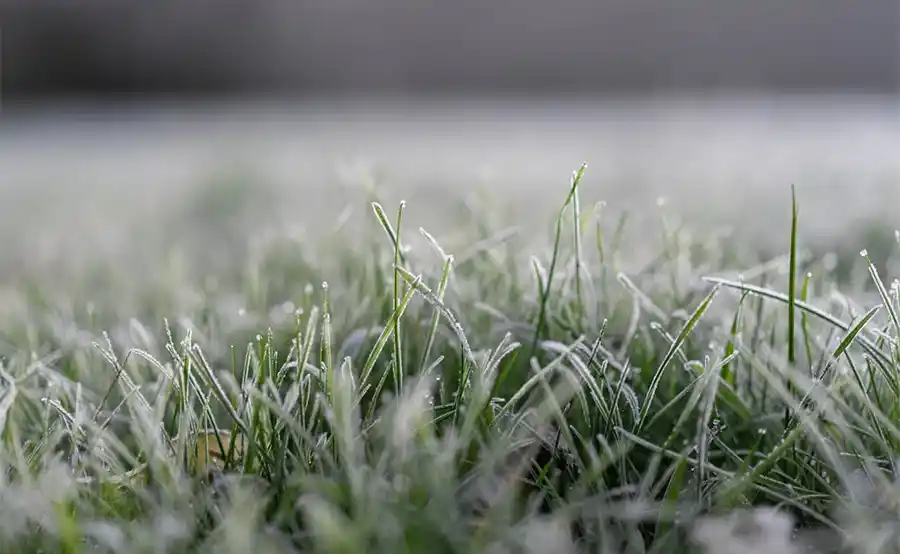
[1,163,900,554]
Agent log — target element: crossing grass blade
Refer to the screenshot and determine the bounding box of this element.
[635,283,721,434]
[702,276,894,369]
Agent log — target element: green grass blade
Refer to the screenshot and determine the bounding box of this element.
[635,283,721,433]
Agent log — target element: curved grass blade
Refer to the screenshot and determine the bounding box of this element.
[635,283,721,433]
[702,276,893,370]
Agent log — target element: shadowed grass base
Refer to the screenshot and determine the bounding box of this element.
[1,165,899,553]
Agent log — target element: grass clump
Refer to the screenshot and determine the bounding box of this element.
[2,164,900,553]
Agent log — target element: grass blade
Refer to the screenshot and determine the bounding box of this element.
[635,283,721,433]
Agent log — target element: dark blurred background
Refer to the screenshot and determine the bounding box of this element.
[2,0,898,99]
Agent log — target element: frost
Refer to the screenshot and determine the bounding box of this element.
[692,507,797,554]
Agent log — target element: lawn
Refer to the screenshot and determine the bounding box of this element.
[1,163,899,554]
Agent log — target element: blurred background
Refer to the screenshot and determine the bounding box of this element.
[4,0,898,96]
[0,0,898,269]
